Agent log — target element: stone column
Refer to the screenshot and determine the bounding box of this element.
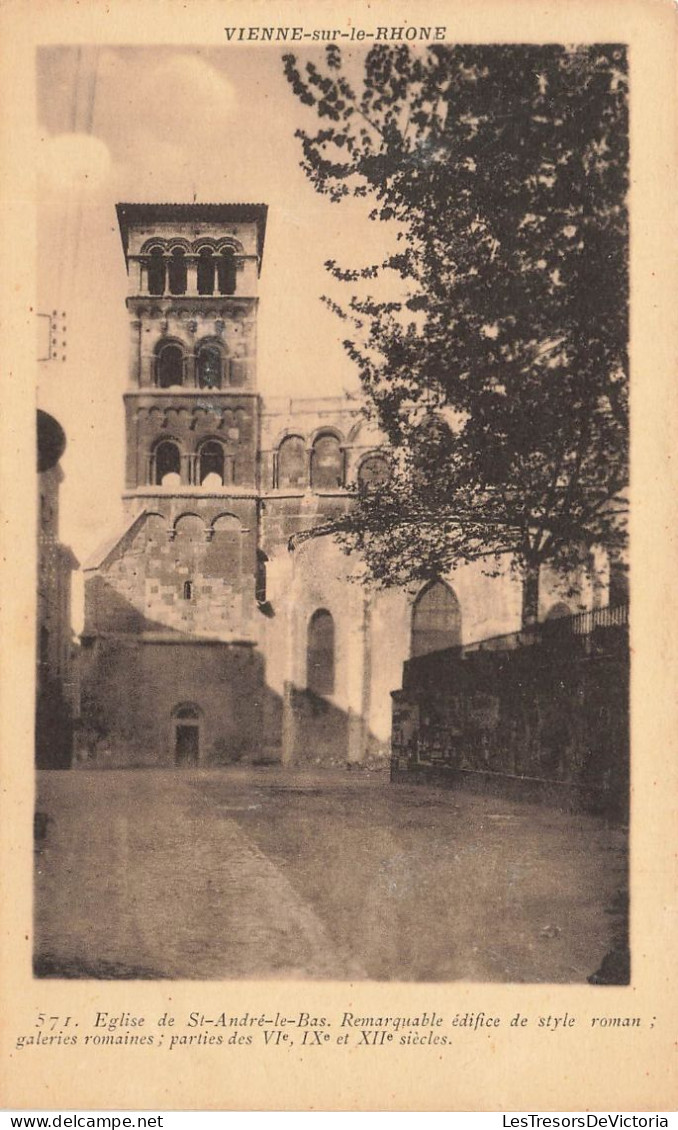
[128,319,141,386]
[281,550,300,766]
[181,453,191,487]
[346,591,372,765]
[281,680,298,767]
[186,256,198,294]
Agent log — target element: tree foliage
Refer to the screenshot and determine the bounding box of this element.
[283,44,629,622]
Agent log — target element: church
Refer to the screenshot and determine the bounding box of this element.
[79,202,605,768]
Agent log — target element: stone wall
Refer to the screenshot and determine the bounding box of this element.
[78,636,278,768]
[84,504,258,640]
[391,611,630,819]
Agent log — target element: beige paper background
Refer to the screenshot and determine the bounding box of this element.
[0,0,676,1112]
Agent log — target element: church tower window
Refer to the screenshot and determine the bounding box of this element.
[147,246,165,295]
[153,440,181,486]
[155,341,185,388]
[199,440,225,487]
[168,248,187,295]
[197,248,215,295]
[217,248,237,295]
[196,342,223,389]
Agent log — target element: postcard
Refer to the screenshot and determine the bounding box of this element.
[0,0,676,1113]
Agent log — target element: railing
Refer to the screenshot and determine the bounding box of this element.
[543,603,629,638]
[572,602,629,634]
[405,604,630,676]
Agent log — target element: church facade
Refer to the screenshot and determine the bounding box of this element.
[79,203,605,768]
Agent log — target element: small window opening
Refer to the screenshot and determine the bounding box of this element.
[168,248,187,295]
[148,247,165,295]
[156,343,184,388]
[154,440,181,486]
[197,344,222,389]
[197,248,215,295]
[217,249,237,295]
[199,441,225,486]
[183,581,193,601]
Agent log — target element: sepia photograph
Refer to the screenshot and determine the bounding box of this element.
[33,38,630,985]
[1,0,675,1113]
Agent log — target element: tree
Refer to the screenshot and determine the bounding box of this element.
[283,44,629,625]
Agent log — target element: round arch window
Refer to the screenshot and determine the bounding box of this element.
[411,581,461,658]
[197,248,215,295]
[307,609,335,695]
[357,454,390,490]
[168,248,187,295]
[147,247,165,295]
[154,440,181,486]
[199,441,225,486]
[156,342,184,388]
[277,435,307,489]
[197,343,223,389]
[311,434,343,490]
[217,248,237,295]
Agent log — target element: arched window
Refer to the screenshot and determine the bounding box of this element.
[196,342,223,389]
[277,435,307,489]
[154,440,181,486]
[411,581,461,658]
[156,341,184,388]
[197,248,215,295]
[182,580,193,601]
[168,248,187,295]
[311,433,343,490]
[147,247,165,295]
[307,609,335,696]
[357,453,390,490]
[217,248,237,295]
[199,440,225,486]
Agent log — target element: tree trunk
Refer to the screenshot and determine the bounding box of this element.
[521,560,540,628]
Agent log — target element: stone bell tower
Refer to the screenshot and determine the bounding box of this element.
[80,203,271,767]
[118,202,266,506]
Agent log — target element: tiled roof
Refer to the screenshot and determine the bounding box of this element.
[116,202,268,265]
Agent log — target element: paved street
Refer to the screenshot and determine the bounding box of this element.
[34,768,627,982]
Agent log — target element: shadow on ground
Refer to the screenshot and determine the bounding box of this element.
[34,767,629,983]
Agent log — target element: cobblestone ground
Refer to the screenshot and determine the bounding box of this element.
[34,767,628,982]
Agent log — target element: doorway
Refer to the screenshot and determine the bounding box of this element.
[175,724,199,765]
[172,703,202,766]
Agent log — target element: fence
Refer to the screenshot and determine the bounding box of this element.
[391,605,629,819]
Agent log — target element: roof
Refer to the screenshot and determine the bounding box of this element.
[116,202,268,269]
[83,510,149,571]
[37,410,66,472]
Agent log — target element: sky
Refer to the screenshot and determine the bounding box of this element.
[36,45,392,623]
